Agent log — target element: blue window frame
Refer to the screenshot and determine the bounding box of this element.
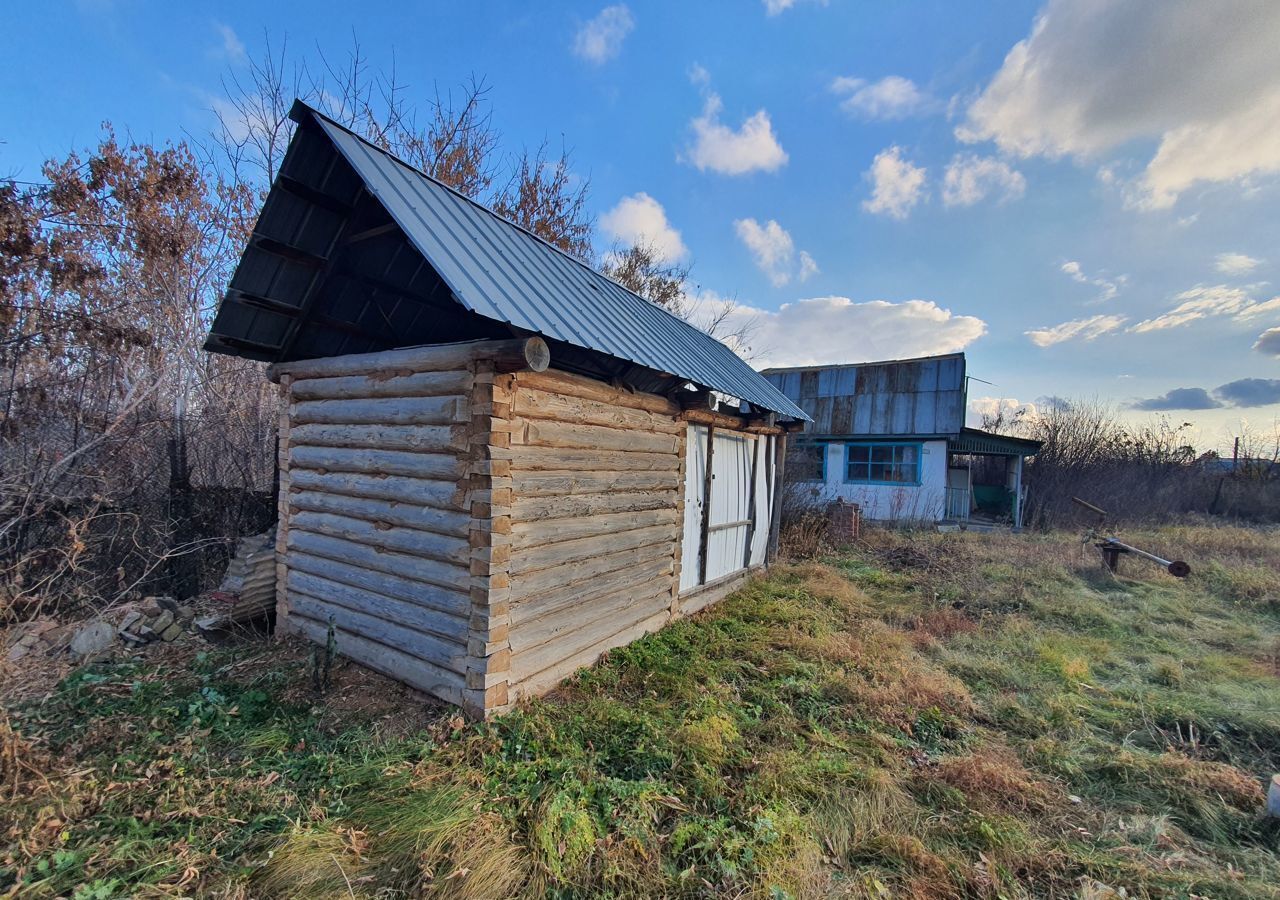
[789,441,827,482]
[844,442,922,485]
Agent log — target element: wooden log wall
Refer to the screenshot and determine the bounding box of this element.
[270,338,787,718]
[501,369,687,703]
[275,345,484,707]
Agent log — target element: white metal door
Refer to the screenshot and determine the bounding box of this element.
[748,435,775,566]
[705,431,753,582]
[682,427,777,591]
[680,425,707,592]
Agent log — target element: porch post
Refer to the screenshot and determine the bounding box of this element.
[1012,454,1025,529]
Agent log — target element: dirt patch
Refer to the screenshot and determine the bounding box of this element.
[272,636,453,737]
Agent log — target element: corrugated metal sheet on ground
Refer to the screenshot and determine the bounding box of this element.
[307,109,808,421]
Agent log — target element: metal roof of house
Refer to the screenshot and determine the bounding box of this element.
[204,102,808,421]
[762,353,967,438]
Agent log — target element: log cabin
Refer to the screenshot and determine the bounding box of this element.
[204,102,810,718]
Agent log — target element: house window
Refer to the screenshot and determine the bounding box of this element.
[845,442,922,485]
[788,442,826,482]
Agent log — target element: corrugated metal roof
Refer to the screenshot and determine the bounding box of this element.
[952,428,1041,456]
[220,103,807,420]
[763,354,966,438]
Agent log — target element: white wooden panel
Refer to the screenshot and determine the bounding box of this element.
[681,425,707,592]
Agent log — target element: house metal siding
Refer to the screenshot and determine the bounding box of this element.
[762,353,967,438]
[311,114,807,420]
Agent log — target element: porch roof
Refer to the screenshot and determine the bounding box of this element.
[950,428,1042,457]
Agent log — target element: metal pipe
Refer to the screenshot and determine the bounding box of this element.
[1071,496,1108,518]
[1100,537,1191,578]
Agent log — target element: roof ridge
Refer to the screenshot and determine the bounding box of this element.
[294,101,705,337]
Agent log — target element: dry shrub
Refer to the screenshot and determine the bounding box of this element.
[778,485,836,560]
[930,747,1061,813]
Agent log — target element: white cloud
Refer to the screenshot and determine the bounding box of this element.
[762,0,827,15]
[1026,314,1127,347]
[599,193,687,263]
[830,76,931,120]
[957,0,1280,208]
[1215,252,1263,276]
[572,5,634,64]
[862,146,926,219]
[1129,284,1280,333]
[798,250,819,282]
[213,23,246,63]
[1059,260,1125,303]
[941,154,1026,206]
[733,218,818,287]
[1254,327,1280,357]
[688,294,986,367]
[683,85,788,175]
[968,396,1039,428]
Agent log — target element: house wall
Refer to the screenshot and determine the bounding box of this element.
[806,439,949,521]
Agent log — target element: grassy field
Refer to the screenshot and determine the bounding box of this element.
[3,525,1280,898]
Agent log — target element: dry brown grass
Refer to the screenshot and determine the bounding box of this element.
[929,745,1063,814]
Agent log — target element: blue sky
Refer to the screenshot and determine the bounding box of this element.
[5,0,1280,451]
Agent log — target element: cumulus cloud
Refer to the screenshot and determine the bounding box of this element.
[1131,387,1222,411]
[733,218,818,287]
[599,193,687,263]
[1215,378,1280,408]
[830,76,931,120]
[863,146,926,219]
[1215,252,1263,275]
[1254,327,1280,357]
[941,154,1026,207]
[213,23,246,63]
[689,295,986,368]
[1129,284,1280,333]
[682,74,788,176]
[1026,314,1127,347]
[572,5,634,64]
[1060,260,1125,303]
[967,396,1039,427]
[957,0,1280,208]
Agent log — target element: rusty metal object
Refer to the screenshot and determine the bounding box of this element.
[1095,537,1191,578]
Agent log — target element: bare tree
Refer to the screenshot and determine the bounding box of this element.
[212,37,590,258]
[601,242,691,312]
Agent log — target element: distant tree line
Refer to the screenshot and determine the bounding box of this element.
[981,400,1280,528]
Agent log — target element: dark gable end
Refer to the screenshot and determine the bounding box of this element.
[205,101,809,422]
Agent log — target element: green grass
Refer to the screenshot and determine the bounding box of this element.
[4,525,1280,898]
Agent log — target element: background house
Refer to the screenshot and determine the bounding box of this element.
[763,354,1040,527]
[204,103,808,718]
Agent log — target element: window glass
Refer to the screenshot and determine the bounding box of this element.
[845,443,921,484]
